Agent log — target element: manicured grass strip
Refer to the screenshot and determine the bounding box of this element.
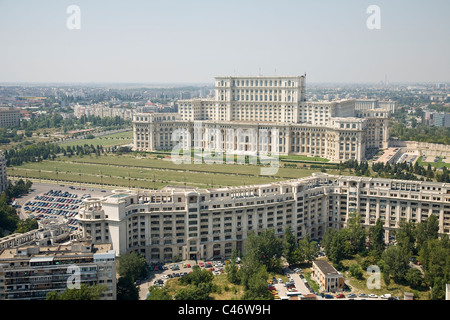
[59,130,133,148]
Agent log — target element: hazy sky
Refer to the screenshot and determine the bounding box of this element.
[1,0,449,84]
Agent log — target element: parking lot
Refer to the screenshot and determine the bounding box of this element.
[22,189,82,230]
[13,181,111,229]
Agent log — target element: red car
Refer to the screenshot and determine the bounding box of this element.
[336,294,345,299]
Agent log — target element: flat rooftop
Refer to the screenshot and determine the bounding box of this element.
[313,260,341,276]
[0,242,112,261]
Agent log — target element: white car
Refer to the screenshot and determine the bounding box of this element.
[380,294,391,299]
[369,294,378,298]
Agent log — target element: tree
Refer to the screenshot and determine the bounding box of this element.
[345,211,367,254]
[283,227,300,265]
[179,265,213,287]
[325,229,351,265]
[14,218,38,233]
[416,214,439,252]
[240,264,273,300]
[419,237,450,299]
[361,255,378,272]
[174,265,216,300]
[117,251,148,282]
[349,264,363,280]
[405,268,423,289]
[174,282,212,300]
[383,269,391,287]
[147,285,172,300]
[297,234,319,263]
[244,229,283,273]
[381,245,410,283]
[117,276,139,300]
[395,220,417,256]
[46,284,106,300]
[369,218,385,257]
[225,249,240,284]
[321,228,338,255]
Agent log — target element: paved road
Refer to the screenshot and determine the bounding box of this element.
[278,267,312,297]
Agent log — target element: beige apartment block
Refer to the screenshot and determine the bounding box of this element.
[76,173,450,264]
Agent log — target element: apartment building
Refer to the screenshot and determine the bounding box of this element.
[133,76,389,163]
[73,103,134,121]
[311,260,344,293]
[0,241,116,300]
[76,173,450,264]
[0,219,73,251]
[0,107,20,128]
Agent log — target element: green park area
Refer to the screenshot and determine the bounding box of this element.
[7,152,346,190]
[416,155,450,169]
[59,130,133,148]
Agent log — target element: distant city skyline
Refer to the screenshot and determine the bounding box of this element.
[1,0,450,84]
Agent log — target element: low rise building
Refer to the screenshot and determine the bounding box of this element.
[311,260,344,293]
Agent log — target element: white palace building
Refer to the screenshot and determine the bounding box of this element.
[77,173,450,263]
[133,75,390,163]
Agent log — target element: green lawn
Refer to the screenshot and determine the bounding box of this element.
[59,130,133,148]
[339,256,430,300]
[279,155,330,163]
[8,153,352,190]
[417,156,450,169]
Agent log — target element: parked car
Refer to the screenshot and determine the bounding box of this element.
[381,294,391,299]
[324,294,334,299]
[369,294,378,298]
[347,293,357,298]
[336,294,345,299]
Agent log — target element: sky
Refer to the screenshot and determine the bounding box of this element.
[0,0,449,84]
